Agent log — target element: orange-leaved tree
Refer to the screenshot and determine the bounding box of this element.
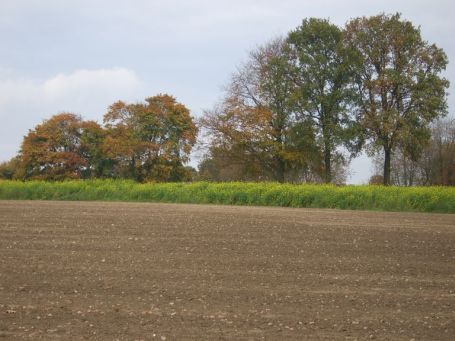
[200,38,321,182]
[103,94,198,182]
[19,113,105,180]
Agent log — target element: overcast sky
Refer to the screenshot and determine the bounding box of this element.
[1,0,453,183]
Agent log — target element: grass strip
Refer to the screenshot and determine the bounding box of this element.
[0,179,454,213]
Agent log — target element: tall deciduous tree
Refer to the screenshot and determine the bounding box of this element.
[103,94,198,182]
[286,18,361,183]
[201,38,319,182]
[345,13,449,185]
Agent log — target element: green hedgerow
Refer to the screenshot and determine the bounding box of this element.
[0,180,454,213]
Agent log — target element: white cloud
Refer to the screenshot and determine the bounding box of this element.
[43,68,140,98]
[0,68,145,161]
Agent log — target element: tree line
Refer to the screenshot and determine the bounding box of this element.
[0,13,452,185]
[0,95,198,182]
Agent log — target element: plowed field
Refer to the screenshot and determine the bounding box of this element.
[1,201,454,340]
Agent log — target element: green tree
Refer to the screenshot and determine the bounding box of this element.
[103,94,198,182]
[286,18,361,183]
[79,120,109,178]
[345,13,449,185]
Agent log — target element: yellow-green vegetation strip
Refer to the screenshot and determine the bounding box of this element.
[0,180,454,213]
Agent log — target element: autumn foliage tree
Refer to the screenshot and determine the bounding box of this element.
[10,94,198,182]
[200,39,319,182]
[19,113,104,180]
[103,94,198,182]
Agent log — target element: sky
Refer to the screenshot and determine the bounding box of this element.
[0,0,453,184]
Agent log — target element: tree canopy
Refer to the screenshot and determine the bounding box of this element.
[19,113,100,180]
[200,38,320,183]
[103,94,198,182]
[345,13,449,185]
[287,18,362,183]
[10,95,197,182]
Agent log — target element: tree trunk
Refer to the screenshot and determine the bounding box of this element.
[275,156,286,183]
[322,120,332,184]
[130,156,137,181]
[273,116,286,183]
[321,114,332,183]
[383,147,392,186]
[324,141,332,183]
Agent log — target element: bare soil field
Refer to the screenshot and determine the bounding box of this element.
[0,201,454,340]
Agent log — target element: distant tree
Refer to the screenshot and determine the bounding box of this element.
[370,118,455,186]
[19,113,102,180]
[371,149,421,186]
[0,156,21,180]
[201,105,288,182]
[182,166,198,182]
[417,118,455,185]
[286,18,361,183]
[390,149,421,186]
[368,174,384,185]
[345,13,449,185]
[103,94,198,182]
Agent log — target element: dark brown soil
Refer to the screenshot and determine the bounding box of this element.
[0,200,454,340]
